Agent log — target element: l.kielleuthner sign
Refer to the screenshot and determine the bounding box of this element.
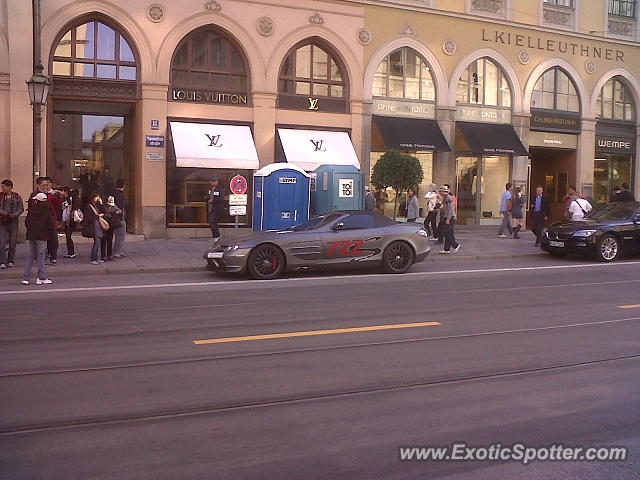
[170,88,249,105]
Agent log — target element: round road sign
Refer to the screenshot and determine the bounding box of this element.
[230,175,248,195]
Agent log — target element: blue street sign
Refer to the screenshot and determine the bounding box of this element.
[151,120,160,130]
[146,135,165,148]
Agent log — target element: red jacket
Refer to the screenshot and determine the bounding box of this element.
[31,190,62,229]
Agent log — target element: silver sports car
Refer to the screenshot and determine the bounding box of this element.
[203,211,430,279]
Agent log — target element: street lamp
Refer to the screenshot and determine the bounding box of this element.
[26,64,50,180]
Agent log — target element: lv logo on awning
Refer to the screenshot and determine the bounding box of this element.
[307,97,319,111]
[310,140,326,152]
[205,134,223,147]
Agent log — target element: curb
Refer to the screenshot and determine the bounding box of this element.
[0,252,547,279]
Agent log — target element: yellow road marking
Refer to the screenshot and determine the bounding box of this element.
[618,304,640,309]
[193,322,441,345]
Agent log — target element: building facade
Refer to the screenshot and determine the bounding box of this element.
[0,0,638,237]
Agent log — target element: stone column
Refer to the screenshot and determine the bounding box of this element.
[353,99,370,183]
[578,118,597,199]
[138,83,169,238]
[252,92,277,168]
[435,106,456,188]
[635,122,640,197]
[511,113,531,187]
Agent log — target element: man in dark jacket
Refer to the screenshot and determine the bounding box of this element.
[206,177,225,243]
[612,183,635,202]
[112,178,128,258]
[34,177,63,264]
[530,185,550,247]
[22,193,53,285]
[0,179,24,268]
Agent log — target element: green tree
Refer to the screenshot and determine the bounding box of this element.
[371,151,423,220]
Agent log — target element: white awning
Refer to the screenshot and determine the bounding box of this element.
[277,128,360,172]
[170,121,259,170]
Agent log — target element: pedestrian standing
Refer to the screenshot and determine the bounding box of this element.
[612,182,635,202]
[568,195,592,220]
[206,177,225,244]
[423,183,438,238]
[530,186,550,247]
[0,179,24,269]
[112,178,127,258]
[22,193,53,285]
[438,185,461,254]
[61,187,78,258]
[83,193,105,265]
[35,177,63,265]
[610,186,622,202]
[364,186,376,212]
[406,189,419,222]
[498,183,513,238]
[510,186,525,239]
[101,196,121,261]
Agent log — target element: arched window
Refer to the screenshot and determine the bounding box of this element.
[171,27,249,93]
[532,67,580,112]
[278,40,347,111]
[52,20,137,80]
[372,47,435,101]
[456,57,511,108]
[596,77,635,121]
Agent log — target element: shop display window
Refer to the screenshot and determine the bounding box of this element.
[456,57,511,109]
[531,67,580,112]
[596,77,635,121]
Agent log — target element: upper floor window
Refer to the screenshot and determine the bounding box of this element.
[52,20,137,80]
[544,0,574,7]
[456,57,511,108]
[372,47,435,101]
[171,27,248,92]
[609,0,637,17]
[279,42,346,99]
[596,77,635,121]
[532,67,580,112]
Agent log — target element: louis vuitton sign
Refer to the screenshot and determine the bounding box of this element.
[170,88,249,105]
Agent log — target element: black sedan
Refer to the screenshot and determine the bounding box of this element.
[541,202,640,261]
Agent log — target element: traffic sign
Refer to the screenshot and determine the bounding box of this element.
[230,175,248,195]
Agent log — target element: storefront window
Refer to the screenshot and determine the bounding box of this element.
[369,151,433,219]
[594,155,633,204]
[171,27,248,92]
[456,57,511,108]
[372,47,435,101]
[596,77,635,121]
[531,67,580,112]
[52,20,137,80]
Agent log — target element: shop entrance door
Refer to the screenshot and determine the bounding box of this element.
[529,147,576,223]
[50,102,134,231]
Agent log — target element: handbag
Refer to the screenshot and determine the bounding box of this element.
[73,209,84,222]
[62,208,70,223]
[90,204,110,231]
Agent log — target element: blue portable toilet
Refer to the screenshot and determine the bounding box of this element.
[253,164,311,231]
[311,165,363,215]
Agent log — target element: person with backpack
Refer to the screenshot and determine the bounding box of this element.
[22,192,53,285]
[568,194,592,221]
[83,193,106,265]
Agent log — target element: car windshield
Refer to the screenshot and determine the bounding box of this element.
[288,213,344,231]
[588,202,639,221]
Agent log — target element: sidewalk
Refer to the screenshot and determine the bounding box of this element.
[0,230,544,279]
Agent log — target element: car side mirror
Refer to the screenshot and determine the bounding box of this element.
[332,222,345,231]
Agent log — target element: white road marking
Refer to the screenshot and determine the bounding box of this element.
[2,260,640,296]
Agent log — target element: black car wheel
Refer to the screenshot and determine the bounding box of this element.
[382,241,414,274]
[247,244,285,279]
[595,234,620,262]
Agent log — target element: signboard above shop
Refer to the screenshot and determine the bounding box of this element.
[529,131,578,150]
[372,99,436,119]
[595,135,636,154]
[530,109,581,134]
[455,106,511,124]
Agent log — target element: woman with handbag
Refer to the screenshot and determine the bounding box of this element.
[100,196,122,262]
[61,187,78,258]
[82,193,108,265]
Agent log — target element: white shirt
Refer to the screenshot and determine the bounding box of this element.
[569,198,592,220]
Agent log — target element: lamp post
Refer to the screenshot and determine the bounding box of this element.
[26,65,50,182]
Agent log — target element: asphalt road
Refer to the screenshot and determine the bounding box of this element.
[1,256,640,479]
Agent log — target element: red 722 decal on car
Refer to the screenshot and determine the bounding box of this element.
[327,240,365,257]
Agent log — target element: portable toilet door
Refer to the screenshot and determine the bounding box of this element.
[333,169,363,211]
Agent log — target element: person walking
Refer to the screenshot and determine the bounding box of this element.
[100,196,121,261]
[206,177,225,244]
[530,186,550,247]
[83,193,106,265]
[498,183,513,238]
[112,178,127,258]
[438,185,461,254]
[364,186,376,212]
[0,179,24,269]
[510,186,525,239]
[22,193,53,285]
[61,187,78,258]
[612,182,635,202]
[423,183,439,238]
[568,194,592,221]
[35,177,63,265]
[406,189,419,222]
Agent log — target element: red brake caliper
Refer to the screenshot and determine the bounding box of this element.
[271,255,278,270]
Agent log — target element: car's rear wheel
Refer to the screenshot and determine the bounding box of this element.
[247,244,285,279]
[382,241,414,274]
[595,234,620,262]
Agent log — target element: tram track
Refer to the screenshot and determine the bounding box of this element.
[1,353,638,437]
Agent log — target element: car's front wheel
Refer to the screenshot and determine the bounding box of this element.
[382,241,414,274]
[247,244,285,279]
[595,234,620,262]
